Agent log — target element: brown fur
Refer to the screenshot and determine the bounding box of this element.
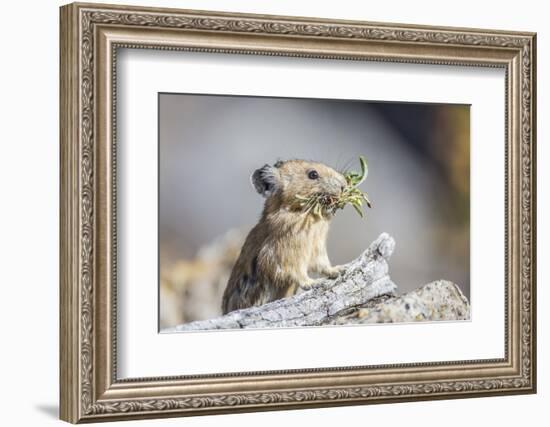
[221,159,347,314]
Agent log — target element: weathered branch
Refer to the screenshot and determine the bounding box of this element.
[165,233,397,331]
[164,233,471,332]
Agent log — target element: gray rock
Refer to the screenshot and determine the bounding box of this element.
[331,280,470,325]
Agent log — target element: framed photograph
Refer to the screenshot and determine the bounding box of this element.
[60,2,537,423]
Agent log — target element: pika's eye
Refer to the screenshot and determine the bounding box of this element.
[307,170,319,180]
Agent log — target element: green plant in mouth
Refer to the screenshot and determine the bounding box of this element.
[295,156,372,218]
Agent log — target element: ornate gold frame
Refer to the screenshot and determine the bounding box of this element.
[59,2,537,423]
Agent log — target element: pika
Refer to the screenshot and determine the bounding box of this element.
[221,159,348,314]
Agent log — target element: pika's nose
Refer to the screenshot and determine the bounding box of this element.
[340,185,345,192]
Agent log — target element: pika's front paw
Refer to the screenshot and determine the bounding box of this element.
[324,265,346,279]
[299,278,317,291]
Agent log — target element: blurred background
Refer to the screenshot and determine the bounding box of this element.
[159,93,470,330]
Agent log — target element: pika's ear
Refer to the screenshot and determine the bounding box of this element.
[251,164,280,198]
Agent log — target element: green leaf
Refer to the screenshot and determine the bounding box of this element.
[362,192,372,208]
[357,155,368,186]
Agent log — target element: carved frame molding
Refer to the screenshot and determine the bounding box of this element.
[60,2,536,423]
